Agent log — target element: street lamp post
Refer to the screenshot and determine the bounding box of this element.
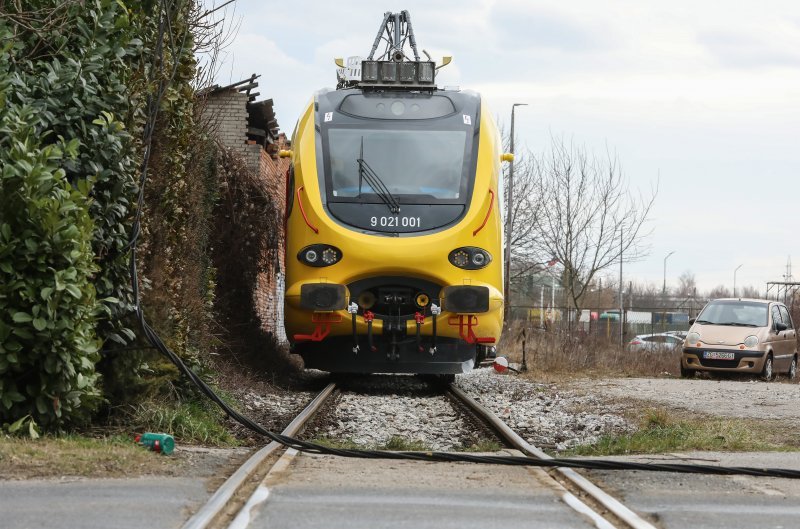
[661,250,675,333]
[662,251,676,295]
[504,103,527,324]
[734,264,743,297]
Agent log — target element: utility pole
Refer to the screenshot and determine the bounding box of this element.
[733,264,743,297]
[662,250,675,295]
[503,103,527,324]
[619,226,624,346]
[662,250,675,333]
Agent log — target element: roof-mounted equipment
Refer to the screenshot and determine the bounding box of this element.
[335,11,450,91]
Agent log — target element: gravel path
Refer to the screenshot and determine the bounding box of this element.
[585,377,800,423]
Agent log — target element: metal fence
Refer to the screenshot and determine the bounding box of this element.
[509,305,693,345]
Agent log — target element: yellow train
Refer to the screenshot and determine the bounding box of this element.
[282,12,507,375]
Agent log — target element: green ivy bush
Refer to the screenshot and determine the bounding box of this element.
[1,0,225,428]
[0,102,102,427]
[0,1,146,428]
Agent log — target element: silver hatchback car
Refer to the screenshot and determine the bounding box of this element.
[681,298,798,380]
[628,333,684,353]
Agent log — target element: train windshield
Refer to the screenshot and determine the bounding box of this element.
[326,128,468,202]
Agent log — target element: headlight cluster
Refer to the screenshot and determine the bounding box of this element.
[448,247,492,270]
[298,244,342,267]
[744,335,759,348]
[686,332,701,345]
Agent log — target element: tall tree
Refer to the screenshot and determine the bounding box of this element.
[531,137,656,318]
[502,142,545,294]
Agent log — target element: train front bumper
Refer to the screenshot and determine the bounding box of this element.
[286,282,502,340]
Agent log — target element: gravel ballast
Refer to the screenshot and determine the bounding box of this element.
[456,368,633,450]
[304,375,483,451]
[304,370,633,452]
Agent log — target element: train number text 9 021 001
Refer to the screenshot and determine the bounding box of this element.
[370,216,422,228]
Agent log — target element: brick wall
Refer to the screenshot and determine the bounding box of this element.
[254,147,289,342]
[205,88,289,341]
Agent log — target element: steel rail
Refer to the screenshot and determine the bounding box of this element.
[181,383,336,529]
[449,384,656,529]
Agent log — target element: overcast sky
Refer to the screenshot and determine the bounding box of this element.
[206,0,800,295]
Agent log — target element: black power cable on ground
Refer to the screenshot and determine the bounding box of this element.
[127,1,800,481]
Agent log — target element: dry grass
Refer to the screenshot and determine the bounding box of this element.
[0,435,182,480]
[499,322,679,382]
[563,407,799,455]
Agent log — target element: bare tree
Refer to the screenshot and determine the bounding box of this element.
[676,270,697,297]
[502,144,545,278]
[499,126,547,315]
[739,285,762,299]
[706,285,731,299]
[191,0,241,91]
[627,280,661,308]
[531,137,656,318]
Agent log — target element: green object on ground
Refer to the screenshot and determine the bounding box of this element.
[136,432,175,455]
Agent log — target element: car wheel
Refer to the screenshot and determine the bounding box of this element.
[680,363,694,379]
[788,356,797,381]
[761,354,774,382]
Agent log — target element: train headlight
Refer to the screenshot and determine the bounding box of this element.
[298,244,342,267]
[448,247,492,270]
[451,249,469,268]
[322,248,338,265]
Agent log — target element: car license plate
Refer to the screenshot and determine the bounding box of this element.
[703,351,735,360]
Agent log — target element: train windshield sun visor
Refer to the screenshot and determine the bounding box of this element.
[327,128,468,204]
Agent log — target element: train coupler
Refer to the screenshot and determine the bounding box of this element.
[348,302,359,354]
[429,303,441,355]
[363,310,376,352]
[414,312,425,352]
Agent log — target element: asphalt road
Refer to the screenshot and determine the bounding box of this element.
[583,451,800,529]
[232,451,602,529]
[5,451,800,528]
[0,476,209,529]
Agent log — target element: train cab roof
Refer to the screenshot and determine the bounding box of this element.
[315,88,481,126]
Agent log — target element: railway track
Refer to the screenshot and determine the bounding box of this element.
[447,384,656,529]
[183,376,655,529]
[181,383,336,529]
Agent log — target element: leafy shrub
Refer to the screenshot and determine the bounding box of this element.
[0,103,102,427]
[0,1,143,427]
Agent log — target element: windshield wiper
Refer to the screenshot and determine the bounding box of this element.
[717,322,758,327]
[357,137,400,214]
[694,319,713,324]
